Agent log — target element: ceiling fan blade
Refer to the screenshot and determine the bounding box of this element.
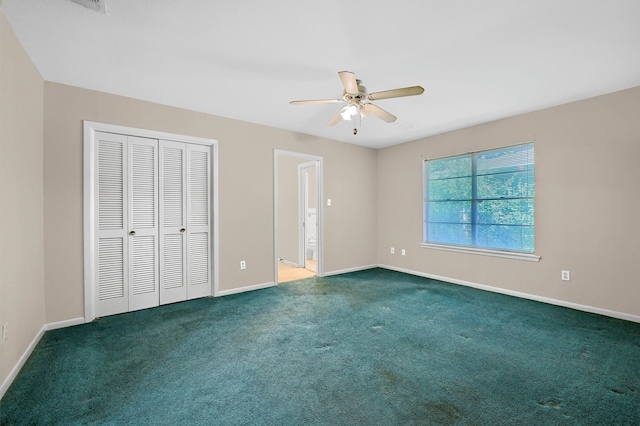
[338,71,359,94]
[361,103,397,123]
[290,99,343,105]
[368,86,424,101]
[327,107,346,126]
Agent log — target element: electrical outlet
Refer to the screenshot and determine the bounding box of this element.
[390,247,395,254]
[2,323,7,343]
[401,249,406,256]
[240,261,246,270]
[561,270,571,281]
[327,199,332,206]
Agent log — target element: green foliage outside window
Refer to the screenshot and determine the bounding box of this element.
[424,144,534,253]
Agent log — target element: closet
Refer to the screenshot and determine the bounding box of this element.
[93,131,212,317]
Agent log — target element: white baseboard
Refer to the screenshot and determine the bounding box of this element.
[279,259,300,268]
[1,317,87,400]
[46,317,85,331]
[0,325,45,400]
[378,264,640,324]
[323,264,378,277]
[217,281,276,297]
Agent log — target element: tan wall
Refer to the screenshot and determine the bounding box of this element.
[0,14,46,388]
[42,82,379,323]
[377,86,640,317]
[324,142,378,272]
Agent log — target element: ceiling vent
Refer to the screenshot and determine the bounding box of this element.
[70,0,106,14]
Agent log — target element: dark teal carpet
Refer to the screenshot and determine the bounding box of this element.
[1,268,639,425]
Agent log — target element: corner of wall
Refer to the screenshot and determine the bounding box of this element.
[0,11,47,398]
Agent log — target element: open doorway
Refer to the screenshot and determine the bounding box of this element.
[274,150,323,284]
[300,161,317,274]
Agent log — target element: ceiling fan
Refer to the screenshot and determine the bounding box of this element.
[290,71,424,132]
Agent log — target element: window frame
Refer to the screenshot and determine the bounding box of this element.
[421,143,540,262]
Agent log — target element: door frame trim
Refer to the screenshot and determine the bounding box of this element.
[83,121,219,322]
[298,161,317,268]
[273,150,323,285]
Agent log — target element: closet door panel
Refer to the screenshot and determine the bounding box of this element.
[159,140,187,304]
[95,132,129,317]
[187,144,212,299]
[127,136,159,311]
[92,132,212,317]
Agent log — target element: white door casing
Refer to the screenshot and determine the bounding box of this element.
[298,161,317,268]
[273,150,323,285]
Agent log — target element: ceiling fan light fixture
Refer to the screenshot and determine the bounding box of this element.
[340,104,359,121]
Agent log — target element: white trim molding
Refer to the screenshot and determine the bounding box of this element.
[0,326,46,400]
[378,264,640,324]
[217,281,276,297]
[420,243,541,262]
[298,161,317,269]
[45,317,85,331]
[279,258,300,268]
[0,317,92,400]
[323,264,379,277]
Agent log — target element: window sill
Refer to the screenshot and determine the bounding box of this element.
[420,243,541,262]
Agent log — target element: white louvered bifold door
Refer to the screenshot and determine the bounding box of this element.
[95,132,129,317]
[186,144,212,299]
[93,133,211,317]
[127,136,160,312]
[159,140,187,304]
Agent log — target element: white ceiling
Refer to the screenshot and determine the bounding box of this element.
[2,0,640,149]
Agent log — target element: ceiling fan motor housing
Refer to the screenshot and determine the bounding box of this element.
[343,80,368,102]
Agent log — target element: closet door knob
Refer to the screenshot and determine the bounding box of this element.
[129,231,136,236]
[180,228,186,233]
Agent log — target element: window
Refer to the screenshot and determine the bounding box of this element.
[423,143,535,256]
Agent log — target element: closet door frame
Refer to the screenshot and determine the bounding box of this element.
[83,121,218,323]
